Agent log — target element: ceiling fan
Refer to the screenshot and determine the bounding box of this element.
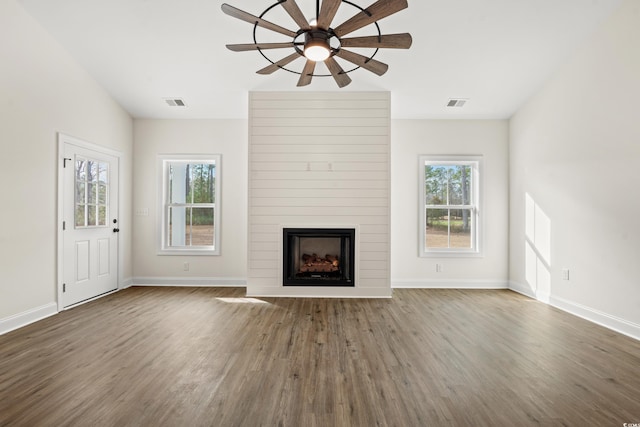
[221,0,412,88]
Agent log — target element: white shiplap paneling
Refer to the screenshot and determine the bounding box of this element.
[247,92,391,298]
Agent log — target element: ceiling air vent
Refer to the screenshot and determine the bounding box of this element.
[447,98,468,108]
[164,98,186,107]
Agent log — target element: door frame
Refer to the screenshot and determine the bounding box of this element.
[57,133,123,312]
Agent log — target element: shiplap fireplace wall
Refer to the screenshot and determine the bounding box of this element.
[247,92,391,297]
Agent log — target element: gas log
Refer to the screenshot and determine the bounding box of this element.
[299,253,340,273]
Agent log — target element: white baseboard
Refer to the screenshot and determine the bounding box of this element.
[509,281,640,341]
[392,279,508,289]
[132,277,247,287]
[0,302,58,336]
[120,277,133,289]
[549,295,640,341]
[246,286,392,298]
[508,280,536,298]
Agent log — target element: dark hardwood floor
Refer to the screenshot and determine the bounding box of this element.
[1,287,639,426]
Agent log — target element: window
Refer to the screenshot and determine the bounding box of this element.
[419,156,481,256]
[158,155,221,255]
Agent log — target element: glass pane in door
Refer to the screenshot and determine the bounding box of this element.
[75,156,109,228]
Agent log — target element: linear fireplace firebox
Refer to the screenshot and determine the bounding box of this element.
[283,228,355,287]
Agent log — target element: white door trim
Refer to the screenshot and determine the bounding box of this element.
[57,133,123,312]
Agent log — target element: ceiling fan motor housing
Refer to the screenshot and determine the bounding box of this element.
[304,30,332,61]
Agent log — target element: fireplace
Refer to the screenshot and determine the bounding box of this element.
[283,228,355,286]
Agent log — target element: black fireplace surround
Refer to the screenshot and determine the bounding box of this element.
[283,228,355,286]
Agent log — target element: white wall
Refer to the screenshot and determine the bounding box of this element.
[0,0,133,329]
[509,0,640,338]
[391,120,510,288]
[132,119,247,284]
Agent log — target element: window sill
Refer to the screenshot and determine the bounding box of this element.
[419,250,483,258]
[157,249,219,256]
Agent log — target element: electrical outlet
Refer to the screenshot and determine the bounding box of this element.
[436,264,442,273]
[183,262,190,271]
[561,268,570,281]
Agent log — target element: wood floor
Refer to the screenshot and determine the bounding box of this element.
[1,288,639,426]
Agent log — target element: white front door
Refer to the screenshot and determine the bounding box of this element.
[61,141,119,307]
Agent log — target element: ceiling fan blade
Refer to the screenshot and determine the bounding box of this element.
[317,0,342,30]
[226,42,296,52]
[280,0,311,31]
[333,0,408,37]
[257,52,303,75]
[297,60,316,86]
[221,3,297,38]
[325,57,352,88]
[340,33,412,49]
[335,49,388,76]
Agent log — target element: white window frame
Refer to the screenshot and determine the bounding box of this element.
[419,155,482,257]
[157,154,221,256]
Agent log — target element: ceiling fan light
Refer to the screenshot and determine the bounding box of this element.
[304,44,330,61]
[304,30,331,62]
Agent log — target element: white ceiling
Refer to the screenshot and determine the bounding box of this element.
[17,0,622,119]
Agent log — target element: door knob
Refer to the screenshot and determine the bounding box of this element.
[113,228,120,233]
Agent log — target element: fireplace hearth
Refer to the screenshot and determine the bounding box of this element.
[283,228,355,286]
